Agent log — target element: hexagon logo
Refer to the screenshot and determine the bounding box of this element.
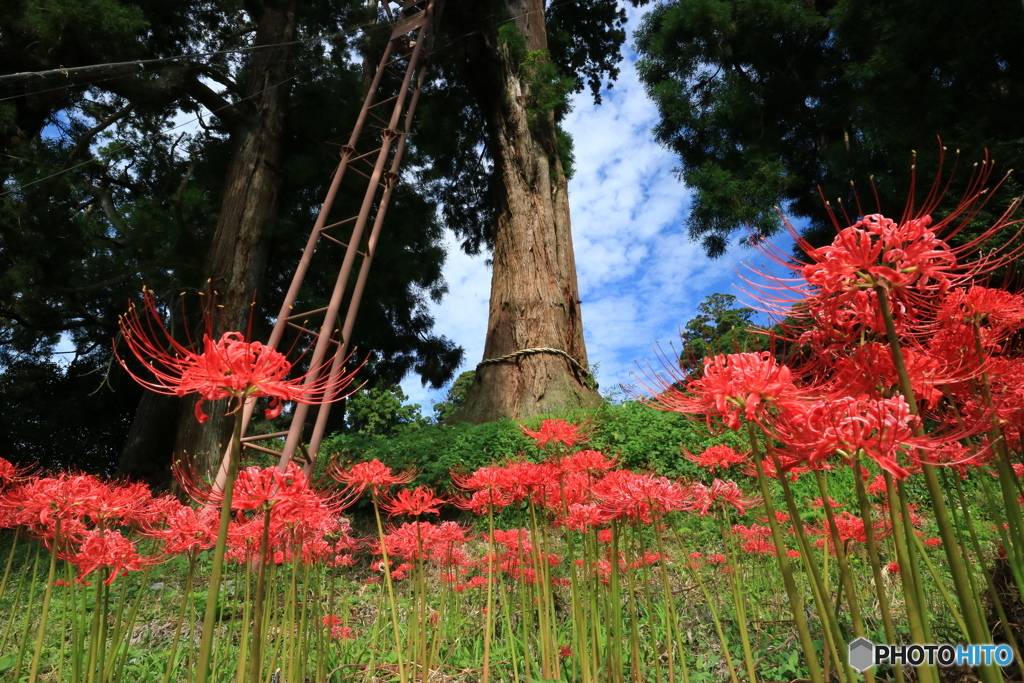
[848,637,875,673]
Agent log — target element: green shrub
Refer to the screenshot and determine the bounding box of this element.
[319,401,753,490]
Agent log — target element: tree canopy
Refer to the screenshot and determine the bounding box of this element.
[0,0,463,472]
[634,0,1024,257]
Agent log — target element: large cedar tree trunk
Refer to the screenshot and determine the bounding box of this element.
[454,0,601,423]
[119,0,299,477]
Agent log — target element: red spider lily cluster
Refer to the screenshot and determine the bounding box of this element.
[640,158,1024,482]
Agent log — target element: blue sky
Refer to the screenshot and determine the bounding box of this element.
[399,7,785,413]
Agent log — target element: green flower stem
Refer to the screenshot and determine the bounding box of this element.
[852,461,905,683]
[890,476,933,643]
[979,475,1024,590]
[196,407,244,683]
[910,531,968,638]
[371,492,406,683]
[746,421,824,683]
[527,501,555,678]
[495,553,522,683]
[949,472,1023,664]
[688,562,740,683]
[564,528,589,683]
[482,503,496,683]
[58,566,68,683]
[608,520,625,683]
[973,322,1024,574]
[295,560,312,683]
[164,555,198,683]
[716,511,757,683]
[109,566,153,683]
[14,544,42,683]
[655,518,679,683]
[282,541,300,678]
[71,564,85,683]
[0,547,29,654]
[90,571,110,683]
[586,531,601,683]
[630,549,660,683]
[880,473,934,683]
[234,558,252,683]
[623,534,643,683]
[28,518,59,683]
[0,526,20,603]
[247,509,273,683]
[813,471,867,636]
[875,286,996,681]
[767,450,850,683]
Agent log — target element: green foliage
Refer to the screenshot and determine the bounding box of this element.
[433,370,475,424]
[634,0,1024,257]
[679,293,765,372]
[556,124,576,181]
[585,401,745,479]
[0,0,464,473]
[497,22,527,64]
[521,49,576,127]
[321,400,746,490]
[344,384,428,438]
[321,417,533,491]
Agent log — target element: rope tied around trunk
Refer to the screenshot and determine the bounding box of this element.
[477,346,591,379]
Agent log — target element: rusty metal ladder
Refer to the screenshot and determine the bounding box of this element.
[221,0,441,480]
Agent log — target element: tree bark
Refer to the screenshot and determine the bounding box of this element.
[119,0,300,475]
[454,0,601,423]
[175,0,299,466]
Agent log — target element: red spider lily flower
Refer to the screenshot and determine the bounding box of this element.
[454,488,515,514]
[773,396,935,479]
[739,453,809,481]
[640,352,802,431]
[451,465,528,511]
[732,524,780,556]
[866,474,888,497]
[138,498,218,556]
[1,473,118,540]
[0,458,30,491]
[825,343,949,406]
[924,537,943,547]
[739,154,1024,353]
[329,459,416,496]
[521,419,594,450]
[801,214,958,297]
[806,511,887,551]
[322,615,356,640]
[381,486,446,517]
[560,645,573,658]
[938,286,1024,333]
[117,289,362,423]
[683,445,748,473]
[71,529,151,584]
[629,551,667,569]
[708,479,761,515]
[885,561,901,575]
[230,462,311,511]
[592,470,688,523]
[378,521,445,562]
[808,497,846,510]
[558,503,613,532]
[558,449,617,475]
